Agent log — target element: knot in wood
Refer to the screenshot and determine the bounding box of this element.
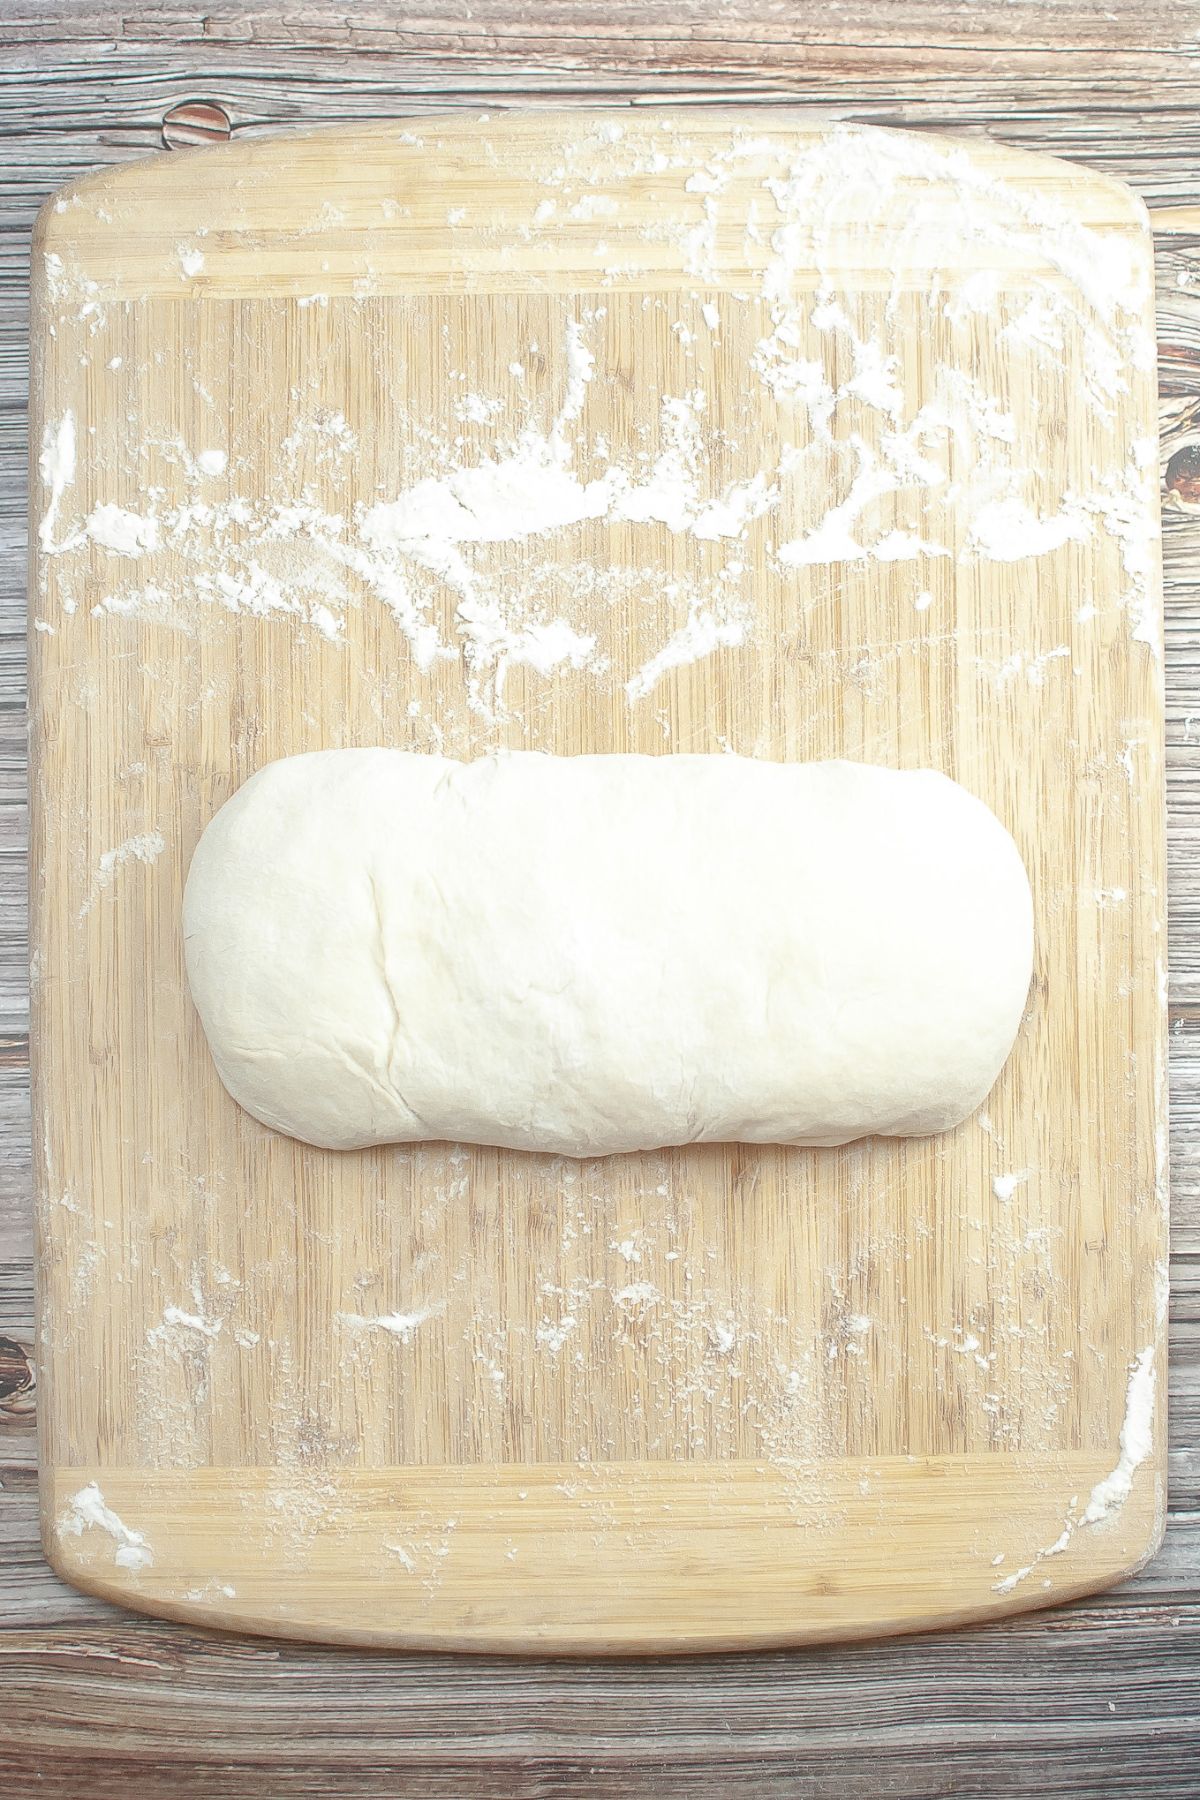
[1165,442,1200,509]
[162,102,232,150]
[0,1336,34,1414]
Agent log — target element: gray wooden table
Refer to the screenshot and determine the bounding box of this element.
[2,6,1198,1794]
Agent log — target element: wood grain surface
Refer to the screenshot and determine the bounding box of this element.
[2,1,1199,1792]
[28,111,1168,1652]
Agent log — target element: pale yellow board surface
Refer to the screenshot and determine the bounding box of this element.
[30,112,1167,1651]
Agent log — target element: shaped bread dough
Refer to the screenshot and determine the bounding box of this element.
[183,750,1033,1157]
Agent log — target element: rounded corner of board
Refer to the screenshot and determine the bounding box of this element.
[39,1510,123,1608]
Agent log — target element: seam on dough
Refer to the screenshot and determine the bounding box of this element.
[367,872,405,1077]
[364,870,429,1137]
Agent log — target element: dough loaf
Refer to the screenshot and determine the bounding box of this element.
[183,751,1033,1157]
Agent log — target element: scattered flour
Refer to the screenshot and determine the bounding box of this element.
[1080,1345,1158,1525]
[59,1482,153,1571]
[41,237,1156,704]
[992,1265,1168,1596]
[357,325,769,707]
[992,1171,1029,1203]
[38,412,76,553]
[965,497,1092,562]
[86,503,160,556]
[150,1303,223,1341]
[535,1315,578,1354]
[183,1579,237,1602]
[339,1303,445,1343]
[613,1280,661,1311]
[625,607,747,702]
[78,831,165,918]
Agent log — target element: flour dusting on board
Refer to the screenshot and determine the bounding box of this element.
[1080,1343,1158,1524]
[78,831,165,918]
[625,604,748,702]
[991,1263,1167,1596]
[339,1303,446,1342]
[59,1482,153,1570]
[358,334,761,707]
[37,125,1161,724]
[38,411,76,556]
[86,502,161,556]
[149,1301,223,1341]
[184,1578,237,1602]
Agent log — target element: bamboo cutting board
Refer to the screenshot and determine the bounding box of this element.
[30,111,1167,1651]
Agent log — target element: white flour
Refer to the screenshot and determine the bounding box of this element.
[40,198,1159,716]
[339,1303,445,1342]
[86,502,161,556]
[535,1314,578,1354]
[992,1264,1168,1595]
[1080,1344,1158,1524]
[358,337,770,706]
[811,295,906,419]
[966,497,1093,563]
[992,1171,1029,1203]
[78,831,165,919]
[625,607,748,702]
[759,124,1151,351]
[150,1302,223,1340]
[38,411,76,554]
[184,1579,237,1602]
[42,265,1068,696]
[59,1482,154,1571]
[777,436,937,567]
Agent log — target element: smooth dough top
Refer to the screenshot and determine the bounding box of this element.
[183,750,1034,1158]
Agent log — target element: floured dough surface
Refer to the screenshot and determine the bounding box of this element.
[183,750,1033,1157]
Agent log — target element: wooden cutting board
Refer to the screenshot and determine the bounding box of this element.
[30,110,1167,1652]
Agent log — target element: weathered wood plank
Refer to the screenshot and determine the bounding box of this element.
[0,1588,1199,1798]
